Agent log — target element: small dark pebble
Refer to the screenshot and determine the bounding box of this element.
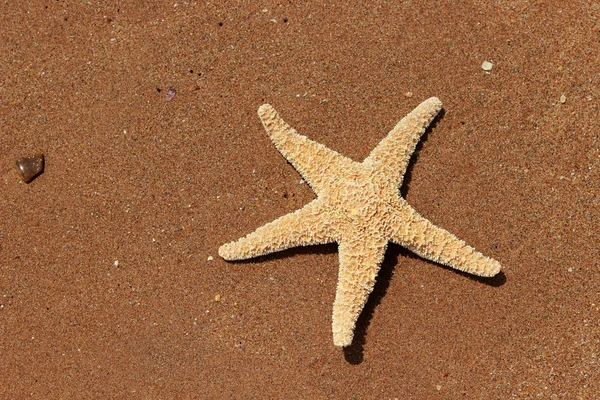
[16,154,44,183]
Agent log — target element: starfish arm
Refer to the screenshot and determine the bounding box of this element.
[331,232,388,347]
[365,97,442,185]
[389,205,501,277]
[219,199,336,260]
[258,104,355,196]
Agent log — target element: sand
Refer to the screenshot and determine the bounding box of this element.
[1,1,598,398]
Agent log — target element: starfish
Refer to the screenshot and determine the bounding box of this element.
[219,98,501,347]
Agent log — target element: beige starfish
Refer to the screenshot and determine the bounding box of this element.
[219,98,501,347]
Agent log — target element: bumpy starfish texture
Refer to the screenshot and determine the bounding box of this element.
[219,98,501,347]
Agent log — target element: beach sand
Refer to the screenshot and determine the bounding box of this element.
[1,1,598,398]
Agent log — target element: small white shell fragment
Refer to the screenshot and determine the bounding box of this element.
[114,260,119,267]
[559,94,567,103]
[481,61,494,71]
[164,86,176,101]
[207,255,214,261]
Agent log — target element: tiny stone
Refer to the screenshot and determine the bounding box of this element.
[568,267,573,273]
[207,255,214,261]
[404,91,413,98]
[214,294,221,301]
[114,260,119,267]
[559,94,566,103]
[16,154,45,183]
[436,384,442,391]
[481,61,493,71]
[165,86,176,101]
